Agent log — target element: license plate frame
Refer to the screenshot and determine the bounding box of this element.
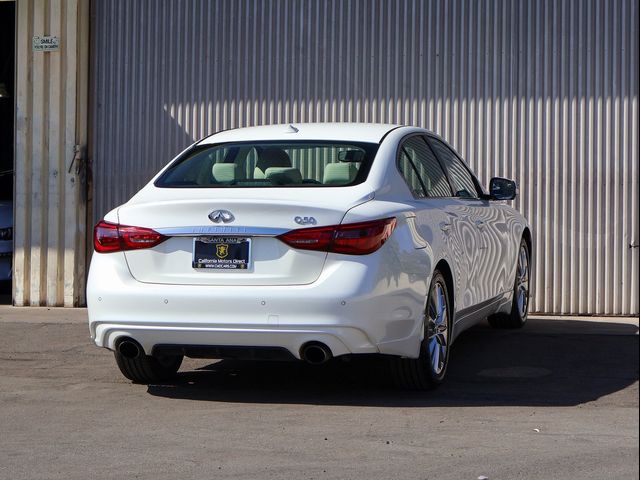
[192,236,251,271]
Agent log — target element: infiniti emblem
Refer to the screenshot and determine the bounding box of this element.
[208,209,235,223]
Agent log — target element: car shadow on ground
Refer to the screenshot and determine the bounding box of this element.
[147,320,639,407]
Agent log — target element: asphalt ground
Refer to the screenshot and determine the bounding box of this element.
[0,308,637,480]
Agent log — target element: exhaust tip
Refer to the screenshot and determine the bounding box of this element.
[116,338,142,359]
[300,342,332,365]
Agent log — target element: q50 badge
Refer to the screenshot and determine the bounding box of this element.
[294,216,317,225]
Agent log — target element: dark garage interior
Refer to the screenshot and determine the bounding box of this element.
[0,1,15,302]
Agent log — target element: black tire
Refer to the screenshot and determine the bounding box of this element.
[391,271,452,390]
[488,237,530,329]
[114,351,183,384]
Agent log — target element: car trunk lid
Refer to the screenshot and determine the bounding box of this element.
[118,188,374,286]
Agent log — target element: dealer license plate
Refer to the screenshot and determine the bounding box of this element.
[192,237,251,270]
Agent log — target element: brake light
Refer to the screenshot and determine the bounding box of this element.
[277,217,397,255]
[94,221,168,253]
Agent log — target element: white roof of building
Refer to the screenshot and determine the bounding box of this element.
[198,123,403,144]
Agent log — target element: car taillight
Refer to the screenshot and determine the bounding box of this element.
[277,217,397,255]
[93,221,168,253]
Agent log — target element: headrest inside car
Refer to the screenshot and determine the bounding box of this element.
[255,148,292,178]
[338,150,365,163]
[212,163,244,183]
[323,162,358,185]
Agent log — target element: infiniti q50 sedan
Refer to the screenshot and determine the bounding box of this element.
[87,123,532,389]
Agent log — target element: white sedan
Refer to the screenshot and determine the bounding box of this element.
[87,123,531,389]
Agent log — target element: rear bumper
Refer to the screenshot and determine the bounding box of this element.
[92,323,376,359]
[87,244,431,360]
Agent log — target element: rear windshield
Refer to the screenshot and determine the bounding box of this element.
[155,141,379,188]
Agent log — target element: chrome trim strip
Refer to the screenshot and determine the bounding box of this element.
[155,226,288,237]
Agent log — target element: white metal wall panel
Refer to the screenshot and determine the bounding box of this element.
[91,0,639,315]
[15,0,89,306]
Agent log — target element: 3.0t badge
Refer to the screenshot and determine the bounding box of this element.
[208,210,235,223]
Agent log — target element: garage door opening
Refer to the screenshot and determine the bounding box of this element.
[0,1,15,304]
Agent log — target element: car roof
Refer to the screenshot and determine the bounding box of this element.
[198,123,403,145]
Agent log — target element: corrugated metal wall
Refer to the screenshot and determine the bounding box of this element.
[14,0,89,306]
[91,0,639,315]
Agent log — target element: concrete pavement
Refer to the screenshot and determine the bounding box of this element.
[0,307,637,480]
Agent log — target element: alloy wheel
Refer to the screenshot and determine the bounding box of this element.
[516,244,530,318]
[426,281,449,376]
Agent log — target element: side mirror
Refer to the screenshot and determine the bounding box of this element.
[489,177,517,200]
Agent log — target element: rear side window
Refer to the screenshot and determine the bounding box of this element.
[155,141,379,188]
[427,137,480,199]
[398,136,452,198]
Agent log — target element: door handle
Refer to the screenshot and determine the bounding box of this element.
[440,222,451,233]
